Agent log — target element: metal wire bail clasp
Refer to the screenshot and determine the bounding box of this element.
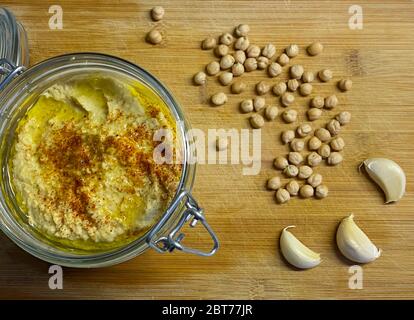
[149,191,219,257]
[0,58,25,91]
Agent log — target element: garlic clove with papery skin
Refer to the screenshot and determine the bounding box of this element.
[336,214,381,264]
[280,226,321,269]
[362,158,406,203]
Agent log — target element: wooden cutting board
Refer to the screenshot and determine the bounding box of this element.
[1,0,413,299]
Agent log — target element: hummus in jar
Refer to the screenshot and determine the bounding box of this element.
[10,75,182,249]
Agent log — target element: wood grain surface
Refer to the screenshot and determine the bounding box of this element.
[0,0,413,299]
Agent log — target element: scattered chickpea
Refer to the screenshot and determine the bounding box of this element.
[299,83,313,96]
[268,62,282,77]
[299,184,314,198]
[273,82,287,96]
[281,130,295,144]
[276,188,290,204]
[250,113,265,128]
[336,111,352,125]
[235,24,250,37]
[216,136,228,151]
[318,69,333,82]
[211,92,227,106]
[233,50,246,64]
[338,79,352,91]
[231,80,246,94]
[308,136,322,150]
[302,71,315,83]
[232,63,245,77]
[326,119,341,136]
[274,156,289,170]
[282,109,298,123]
[151,6,165,21]
[257,56,269,70]
[234,37,250,51]
[285,44,299,58]
[284,164,299,177]
[253,96,266,112]
[206,61,220,76]
[215,44,229,57]
[287,79,300,92]
[324,94,338,109]
[219,33,234,46]
[297,123,313,137]
[307,108,322,121]
[290,138,305,152]
[220,54,235,70]
[262,43,276,59]
[193,71,207,86]
[146,30,163,44]
[288,152,303,166]
[201,37,217,50]
[246,45,261,58]
[256,81,270,95]
[307,173,323,188]
[277,53,290,66]
[281,93,295,107]
[327,152,343,166]
[298,165,313,179]
[310,96,324,108]
[318,144,331,158]
[218,72,233,86]
[265,105,279,120]
[290,65,304,79]
[286,180,300,196]
[307,151,322,167]
[240,99,254,113]
[330,137,345,151]
[315,185,329,199]
[244,57,258,72]
[267,176,282,190]
[307,41,323,56]
[315,128,331,142]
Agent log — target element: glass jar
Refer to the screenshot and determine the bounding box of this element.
[0,8,218,267]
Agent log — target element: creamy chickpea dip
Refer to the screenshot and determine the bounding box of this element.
[11,75,182,247]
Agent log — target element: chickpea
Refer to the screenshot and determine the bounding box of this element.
[299,83,313,96]
[297,123,312,137]
[216,136,228,151]
[220,54,235,70]
[315,128,331,142]
[276,188,290,204]
[265,105,279,121]
[235,24,250,37]
[282,109,297,123]
[290,65,304,79]
[315,185,329,199]
[287,79,299,92]
[202,37,217,50]
[211,92,227,106]
[307,42,323,56]
[285,44,299,57]
[318,69,333,82]
[286,180,300,196]
[298,165,313,179]
[233,50,246,64]
[274,156,289,170]
[256,81,270,95]
[246,45,261,58]
[232,63,245,77]
[310,96,324,109]
[290,138,305,152]
[281,130,295,144]
[277,53,290,66]
[231,81,247,94]
[219,33,234,46]
[326,119,341,136]
[193,71,207,86]
[273,82,287,96]
[307,108,322,121]
[284,164,299,177]
[302,71,315,83]
[244,57,258,72]
[324,94,338,109]
[253,96,266,112]
[338,79,352,91]
[318,144,331,158]
[330,137,345,151]
[268,62,282,77]
[206,61,220,75]
[240,99,254,113]
[215,44,229,57]
[257,56,269,70]
[218,72,233,86]
[267,176,282,190]
[234,37,250,51]
[151,6,165,21]
[281,93,295,107]
[307,173,323,188]
[262,43,276,59]
[250,114,265,128]
[307,151,322,166]
[308,136,322,151]
[299,184,314,198]
[336,111,351,125]
[327,152,343,166]
[288,152,303,166]
[146,30,162,44]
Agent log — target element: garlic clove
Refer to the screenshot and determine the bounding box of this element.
[336,214,381,264]
[362,158,406,203]
[280,226,321,269]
